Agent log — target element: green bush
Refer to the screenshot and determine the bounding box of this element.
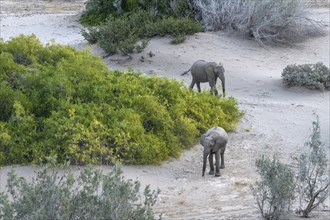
[282,62,330,90]
[251,155,295,220]
[79,0,121,25]
[0,163,160,219]
[82,10,202,55]
[82,11,151,55]
[80,0,194,26]
[145,16,202,37]
[0,35,243,165]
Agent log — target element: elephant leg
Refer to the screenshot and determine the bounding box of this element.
[214,88,219,95]
[196,82,201,92]
[212,87,219,95]
[189,80,195,90]
[220,152,225,169]
[214,79,218,94]
[209,87,218,96]
[208,154,214,175]
[209,82,218,95]
[215,151,220,177]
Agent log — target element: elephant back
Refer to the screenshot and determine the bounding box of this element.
[190,60,209,82]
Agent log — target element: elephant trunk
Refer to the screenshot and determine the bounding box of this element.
[221,78,225,95]
[202,150,209,177]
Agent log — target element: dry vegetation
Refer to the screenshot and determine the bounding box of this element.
[193,0,326,46]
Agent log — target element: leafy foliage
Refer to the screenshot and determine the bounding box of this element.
[82,10,202,55]
[82,12,149,55]
[251,155,295,220]
[0,162,160,219]
[146,16,201,37]
[0,35,243,165]
[281,62,330,90]
[294,117,329,217]
[80,0,194,25]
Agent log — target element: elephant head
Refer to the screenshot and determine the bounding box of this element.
[205,62,225,95]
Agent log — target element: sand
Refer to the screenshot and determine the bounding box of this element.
[0,1,329,219]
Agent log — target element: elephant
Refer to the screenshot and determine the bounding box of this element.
[181,60,225,95]
[200,126,228,177]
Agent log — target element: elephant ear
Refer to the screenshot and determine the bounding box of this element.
[208,137,215,147]
[205,62,216,77]
[203,137,215,151]
[218,62,225,74]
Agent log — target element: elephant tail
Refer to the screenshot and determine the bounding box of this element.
[181,68,190,76]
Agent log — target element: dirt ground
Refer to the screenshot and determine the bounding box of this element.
[0,1,329,219]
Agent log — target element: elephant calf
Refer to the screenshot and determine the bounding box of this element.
[200,126,228,177]
[182,60,225,95]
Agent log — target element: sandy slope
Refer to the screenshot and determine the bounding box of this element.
[0,1,329,219]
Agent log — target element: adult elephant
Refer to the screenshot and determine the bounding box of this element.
[182,60,225,95]
[200,126,228,177]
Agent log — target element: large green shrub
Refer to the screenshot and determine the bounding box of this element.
[282,62,330,90]
[0,163,160,219]
[0,35,243,165]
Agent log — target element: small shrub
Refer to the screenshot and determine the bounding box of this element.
[82,10,153,55]
[251,155,295,220]
[252,117,329,219]
[171,35,186,44]
[81,26,99,44]
[82,10,202,55]
[281,62,330,90]
[0,162,160,219]
[294,117,329,217]
[80,0,195,25]
[96,14,150,55]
